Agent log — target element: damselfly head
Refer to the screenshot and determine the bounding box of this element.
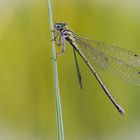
[54,22,67,31]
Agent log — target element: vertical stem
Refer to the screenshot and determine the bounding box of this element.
[47,0,64,140]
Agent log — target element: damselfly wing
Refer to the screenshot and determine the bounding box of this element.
[75,36,140,85]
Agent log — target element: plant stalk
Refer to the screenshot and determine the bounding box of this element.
[47,0,64,140]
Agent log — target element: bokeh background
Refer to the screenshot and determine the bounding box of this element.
[1,0,140,139]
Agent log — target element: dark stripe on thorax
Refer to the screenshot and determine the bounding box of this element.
[62,29,75,35]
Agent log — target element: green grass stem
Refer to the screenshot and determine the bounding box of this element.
[47,0,64,140]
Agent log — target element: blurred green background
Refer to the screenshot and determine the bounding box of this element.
[1,0,140,139]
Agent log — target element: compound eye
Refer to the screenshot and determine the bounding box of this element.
[57,25,61,28]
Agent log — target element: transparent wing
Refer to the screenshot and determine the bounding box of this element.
[75,35,140,85]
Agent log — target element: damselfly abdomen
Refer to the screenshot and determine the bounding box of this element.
[52,22,140,115]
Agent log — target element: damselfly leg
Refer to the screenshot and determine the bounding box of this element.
[52,30,67,58]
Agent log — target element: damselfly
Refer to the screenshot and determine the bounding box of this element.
[52,22,140,115]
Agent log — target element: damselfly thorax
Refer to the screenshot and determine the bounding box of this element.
[53,27,77,53]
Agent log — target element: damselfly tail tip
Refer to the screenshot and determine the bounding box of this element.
[119,108,125,116]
